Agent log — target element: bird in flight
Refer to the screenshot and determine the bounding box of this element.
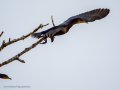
[0,73,12,80]
[31,8,110,44]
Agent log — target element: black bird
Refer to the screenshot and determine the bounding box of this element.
[31,8,110,44]
[0,73,12,80]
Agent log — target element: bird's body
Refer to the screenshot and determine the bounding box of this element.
[31,8,110,44]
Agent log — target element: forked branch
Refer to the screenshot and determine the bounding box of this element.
[0,16,56,67]
[0,37,45,67]
[0,23,49,52]
[0,23,48,67]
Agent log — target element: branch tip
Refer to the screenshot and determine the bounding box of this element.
[0,23,48,67]
[0,23,48,52]
[17,58,25,63]
[51,15,55,27]
[2,40,5,45]
[9,38,11,42]
[0,31,4,37]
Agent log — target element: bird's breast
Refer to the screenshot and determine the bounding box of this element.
[61,28,68,33]
[55,27,68,36]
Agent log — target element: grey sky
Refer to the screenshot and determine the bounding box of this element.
[0,0,120,90]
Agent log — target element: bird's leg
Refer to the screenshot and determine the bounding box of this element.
[83,20,88,24]
[40,38,47,44]
[51,36,55,43]
[37,36,43,39]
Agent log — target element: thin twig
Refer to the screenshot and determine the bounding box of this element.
[0,23,49,52]
[9,38,11,42]
[0,31,4,37]
[0,37,45,67]
[51,15,55,27]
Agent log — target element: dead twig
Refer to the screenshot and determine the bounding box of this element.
[0,23,49,52]
[0,37,45,67]
[51,15,55,27]
[0,31,4,37]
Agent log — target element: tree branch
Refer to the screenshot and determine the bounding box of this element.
[0,16,56,67]
[0,23,49,52]
[0,31,4,37]
[51,15,55,27]
[0,37,45,67]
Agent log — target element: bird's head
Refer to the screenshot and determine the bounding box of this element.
[0,74,12,80]
[3,76,12,80]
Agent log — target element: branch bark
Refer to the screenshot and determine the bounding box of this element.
[0,23,49,67]
[0,37,45,67]
[0,23,49,52]
[51,15,55,27]
[0,31,4,37]
[0,16,56,67]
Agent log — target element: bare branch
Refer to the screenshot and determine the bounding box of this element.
[0,23,49,52]
[9,38,11,42]
[0,31,4,37]
[51,15,55,27]
[0,37,45,67]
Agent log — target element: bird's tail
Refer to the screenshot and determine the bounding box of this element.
[31,32,43,38]
[31,29,51,38]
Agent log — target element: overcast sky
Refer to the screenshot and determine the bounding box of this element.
[0,0,120,90]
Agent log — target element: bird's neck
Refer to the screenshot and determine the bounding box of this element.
[67,23,74,30]
[66,19,79,32]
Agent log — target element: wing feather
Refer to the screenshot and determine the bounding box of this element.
[60,8,110,26]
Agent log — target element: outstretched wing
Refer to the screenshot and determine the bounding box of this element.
[60,8,110,26]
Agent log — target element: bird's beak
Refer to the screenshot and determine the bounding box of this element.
[8,77,12,80]
[9,78,12,80]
